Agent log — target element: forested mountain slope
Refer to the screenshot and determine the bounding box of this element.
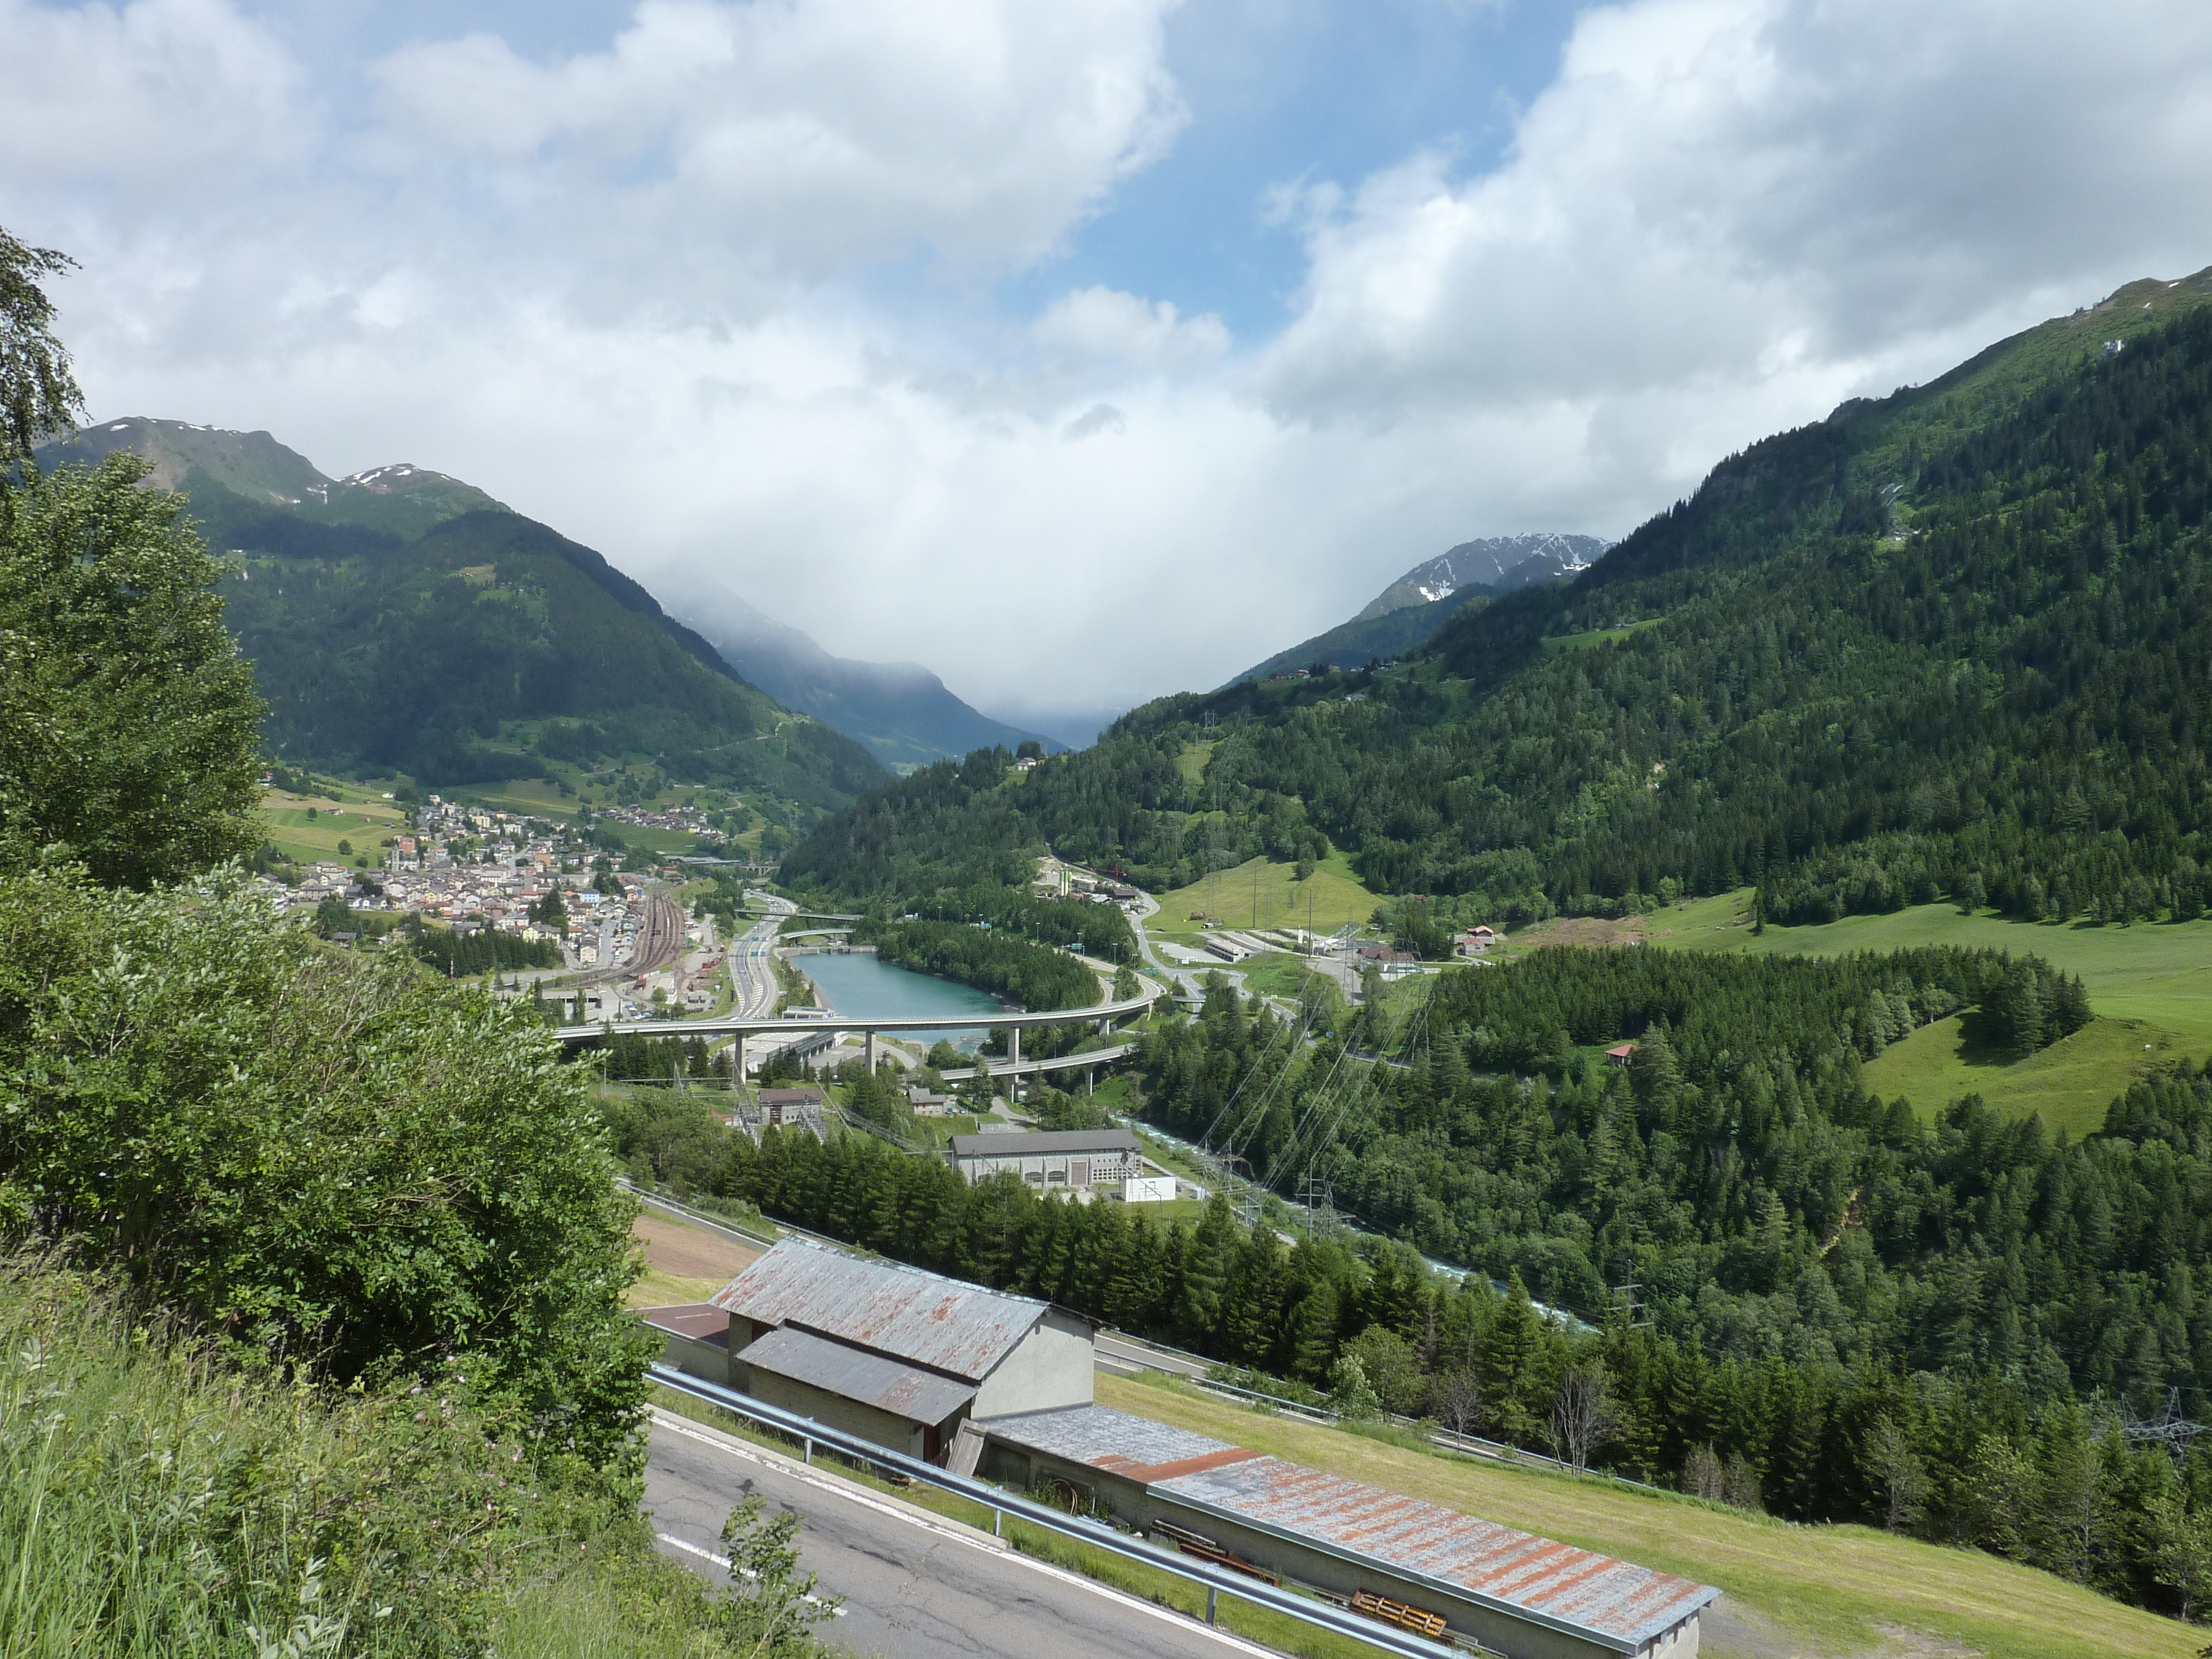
[215,503,883,801]
[1227,540,1607,688]
[36,423,885,805]
[789,270,2212,923]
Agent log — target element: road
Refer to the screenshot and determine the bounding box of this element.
[1123,888,1230,1004]
[1094,1330,1211,1379]
[645,1412,1276,1659]
[729,892,794,1017]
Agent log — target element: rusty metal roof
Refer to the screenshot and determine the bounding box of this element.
[711,1238,1045,1382]
[737,1324,976,1427]
[984,1405,1717,1651]
[1164,1456,1718,1651]
[982,1404,1255,1479]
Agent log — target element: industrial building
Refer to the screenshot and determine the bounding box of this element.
[642,1244,1720,1658]
[646,1238,1096,1464]
[948,1127,1143,1190]
[979,1405,1718,1659]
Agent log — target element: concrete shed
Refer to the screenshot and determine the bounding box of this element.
[980,1405,1718,1659]
[698,1238,1097,1463]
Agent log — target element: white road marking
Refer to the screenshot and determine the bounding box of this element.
[649,1410,1279,1658]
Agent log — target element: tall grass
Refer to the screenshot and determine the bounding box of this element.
[0,1262,719,1658]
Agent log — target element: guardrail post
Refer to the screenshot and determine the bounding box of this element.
[803,1436,814,1465]
[993,1508,1004,1538]
[1207,1586,1218,1624]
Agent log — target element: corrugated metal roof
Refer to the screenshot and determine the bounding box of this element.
[1164,1456,1717,1650]
[982,1405,1249,1474]
[950,1129,1139,1158]
[711,1238,1044,1382]
[985,1406,1717,1651]
[738,1324,976,1426]
[641,1302,730,1344]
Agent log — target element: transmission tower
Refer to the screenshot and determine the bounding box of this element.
[2122,1389,2211,1460]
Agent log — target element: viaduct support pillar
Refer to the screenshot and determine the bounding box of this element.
[865,1030,876,1073]
[1008,1027,1021,1070]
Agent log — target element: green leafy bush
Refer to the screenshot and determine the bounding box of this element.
[0,867,655,1469]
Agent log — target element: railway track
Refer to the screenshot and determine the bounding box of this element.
[583,890,688,984]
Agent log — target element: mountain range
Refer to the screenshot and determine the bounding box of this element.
[1227,531,1610,686]
[1356,532,1609,618]
[788,265,2212,928]
[38,418,1048,796]
[37,418,885,817]
[666,581,1057,772]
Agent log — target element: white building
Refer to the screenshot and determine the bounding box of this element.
[948,1128,1143,1192]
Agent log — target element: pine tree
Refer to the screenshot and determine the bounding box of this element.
[1481,1273,1548,1446]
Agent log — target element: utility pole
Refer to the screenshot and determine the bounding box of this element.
[1610,1273,1653,1330]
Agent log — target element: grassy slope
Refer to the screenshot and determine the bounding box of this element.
[1540,615,1666,655]
[1097,1374,2195,1659]
[257,788,409,865]
[1145,853,1379,943]
[1859,1013,2182,1137]
[1570,891,2212,1129]
[1239,951,1327,1003]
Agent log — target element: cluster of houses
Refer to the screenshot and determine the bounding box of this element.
[255,793,612,951]
[593,800,712,836]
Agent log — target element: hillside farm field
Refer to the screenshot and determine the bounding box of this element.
[256,788,407,865]
[1612,891,2212,1129]
[1100,1373,2197,1659]
[1142,853,1378,943]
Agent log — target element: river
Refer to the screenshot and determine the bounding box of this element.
[790,950,1007,1051]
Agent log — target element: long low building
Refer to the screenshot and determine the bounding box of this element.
[980,1404,1719,1659]
[948,1127,1143,1190]
[645,1237,1096,1464]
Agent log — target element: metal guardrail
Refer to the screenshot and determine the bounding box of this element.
[1098,1334,1677,1496]
[646,1364,1472,1659]
[555,985,1159,1044]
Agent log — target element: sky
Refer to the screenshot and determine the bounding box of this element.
[8,0,2212,747]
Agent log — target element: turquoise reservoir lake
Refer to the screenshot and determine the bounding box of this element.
[790,950,1005,1050]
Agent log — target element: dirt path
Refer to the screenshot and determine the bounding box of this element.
[632,1212,759,1284]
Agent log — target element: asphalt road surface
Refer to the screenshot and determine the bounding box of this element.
[729,894,793,1017]
[646,1412,1277,1659]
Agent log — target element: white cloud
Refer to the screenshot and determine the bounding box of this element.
[366,0,1187,289]
[0,0,306,201]
[1258,0,2212,423]
[1033,286,1229,371]
[8,0,2212,731]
